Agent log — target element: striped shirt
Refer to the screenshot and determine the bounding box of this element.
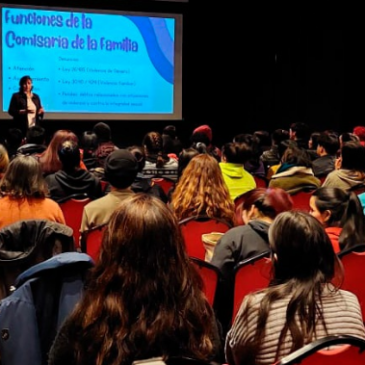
[226,285,365,365]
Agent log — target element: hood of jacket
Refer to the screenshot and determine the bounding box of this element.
[54,170,96,193]
[0,219,74,263]
[336,169,365,185]
[247,220,271,242]
[220,162,245,178]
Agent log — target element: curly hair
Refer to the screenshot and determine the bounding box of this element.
[171,154,235,225]
[57,194,216,365]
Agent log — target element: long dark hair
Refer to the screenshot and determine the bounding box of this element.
[240,211,342,363]
[68,194,216,365]
[312,187,365,251]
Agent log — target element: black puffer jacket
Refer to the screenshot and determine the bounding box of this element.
[0,219,74,299]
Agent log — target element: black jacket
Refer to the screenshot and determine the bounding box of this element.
[211,220,271,280]
[45,169,103,202]
[131,173,168,203]
[0,219,74,299]
[8,92,43,135]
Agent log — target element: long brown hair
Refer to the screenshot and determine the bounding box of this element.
[66,194,216,365]
[171,154,235,224]
[0,155,48,198]
[238,211,343,363]
[38,130,79,175]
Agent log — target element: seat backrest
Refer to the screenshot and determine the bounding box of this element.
[80,224,108,262]
[232,251,271,321]
[179,216,232,260]
[190,257,221,306]
[152,177,175,195]
[275,335,365,365]
[58,193,91,247]
[290,187,316,212]
[338,244,365,320]
[254,175,268,188]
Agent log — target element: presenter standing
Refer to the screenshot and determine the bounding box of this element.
[8,75,44,136]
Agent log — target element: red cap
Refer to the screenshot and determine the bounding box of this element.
[192,125,212,142]
[353,126,365,141]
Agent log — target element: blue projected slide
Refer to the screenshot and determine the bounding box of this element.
[0,4,183,121]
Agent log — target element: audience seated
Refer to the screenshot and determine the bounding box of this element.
[4,128,23,160]
[171,153,235,226]
[191,124,221,160]
[92,122,119,168]
[48,194,223,365]
[37,129,87,176]
[219,142,256,201]
[167,147,200,201]
[260,129,289,172]
[233,133,266,179]
[127,145,168,202]
[309,187,365,253]
[322,141,365,191]
[312,132,339,178]
[353,125,365,146]
[211,188,293,281]
[80,149,138,233]
[268,144,321,193]
[79,130,99,170]
[0,144,9,179]
[0,155,65,229]
[142,131,179,181]
[289,121,311,150]
[226,211,365,365]
[45,140,103,202]
[162,124,183,159]
[16,125,47,156]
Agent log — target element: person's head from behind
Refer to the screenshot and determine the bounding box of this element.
[269,211,338,285]
[39,130,79,173]
[271,129,289,147]
[142,131,163,155]
[222,142,252,164]
[5,128,23,149]
[26,126,46,145]
[192,125,213,146]
[0,145,9,176]
[127,145,145,172]
[177,147,199,179]
[310,187,365,250]
[58,140,81,172]
[289,122,310,142]
[104,149,138,189]
[80,131,98,158]
[19,75,32,93]
[92,122,112,143]
[316,132,339,156]
[171,153,234,222]
[241,187,293,224]
[353,126,365,142]
[340,141,365,171]
[339,132,359,148]
[0,155,48,198]
[308,131,320,150]
[72,193,215,363]
[281,144,312,167]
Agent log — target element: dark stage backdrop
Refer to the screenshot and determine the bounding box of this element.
[0,1,357,150]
